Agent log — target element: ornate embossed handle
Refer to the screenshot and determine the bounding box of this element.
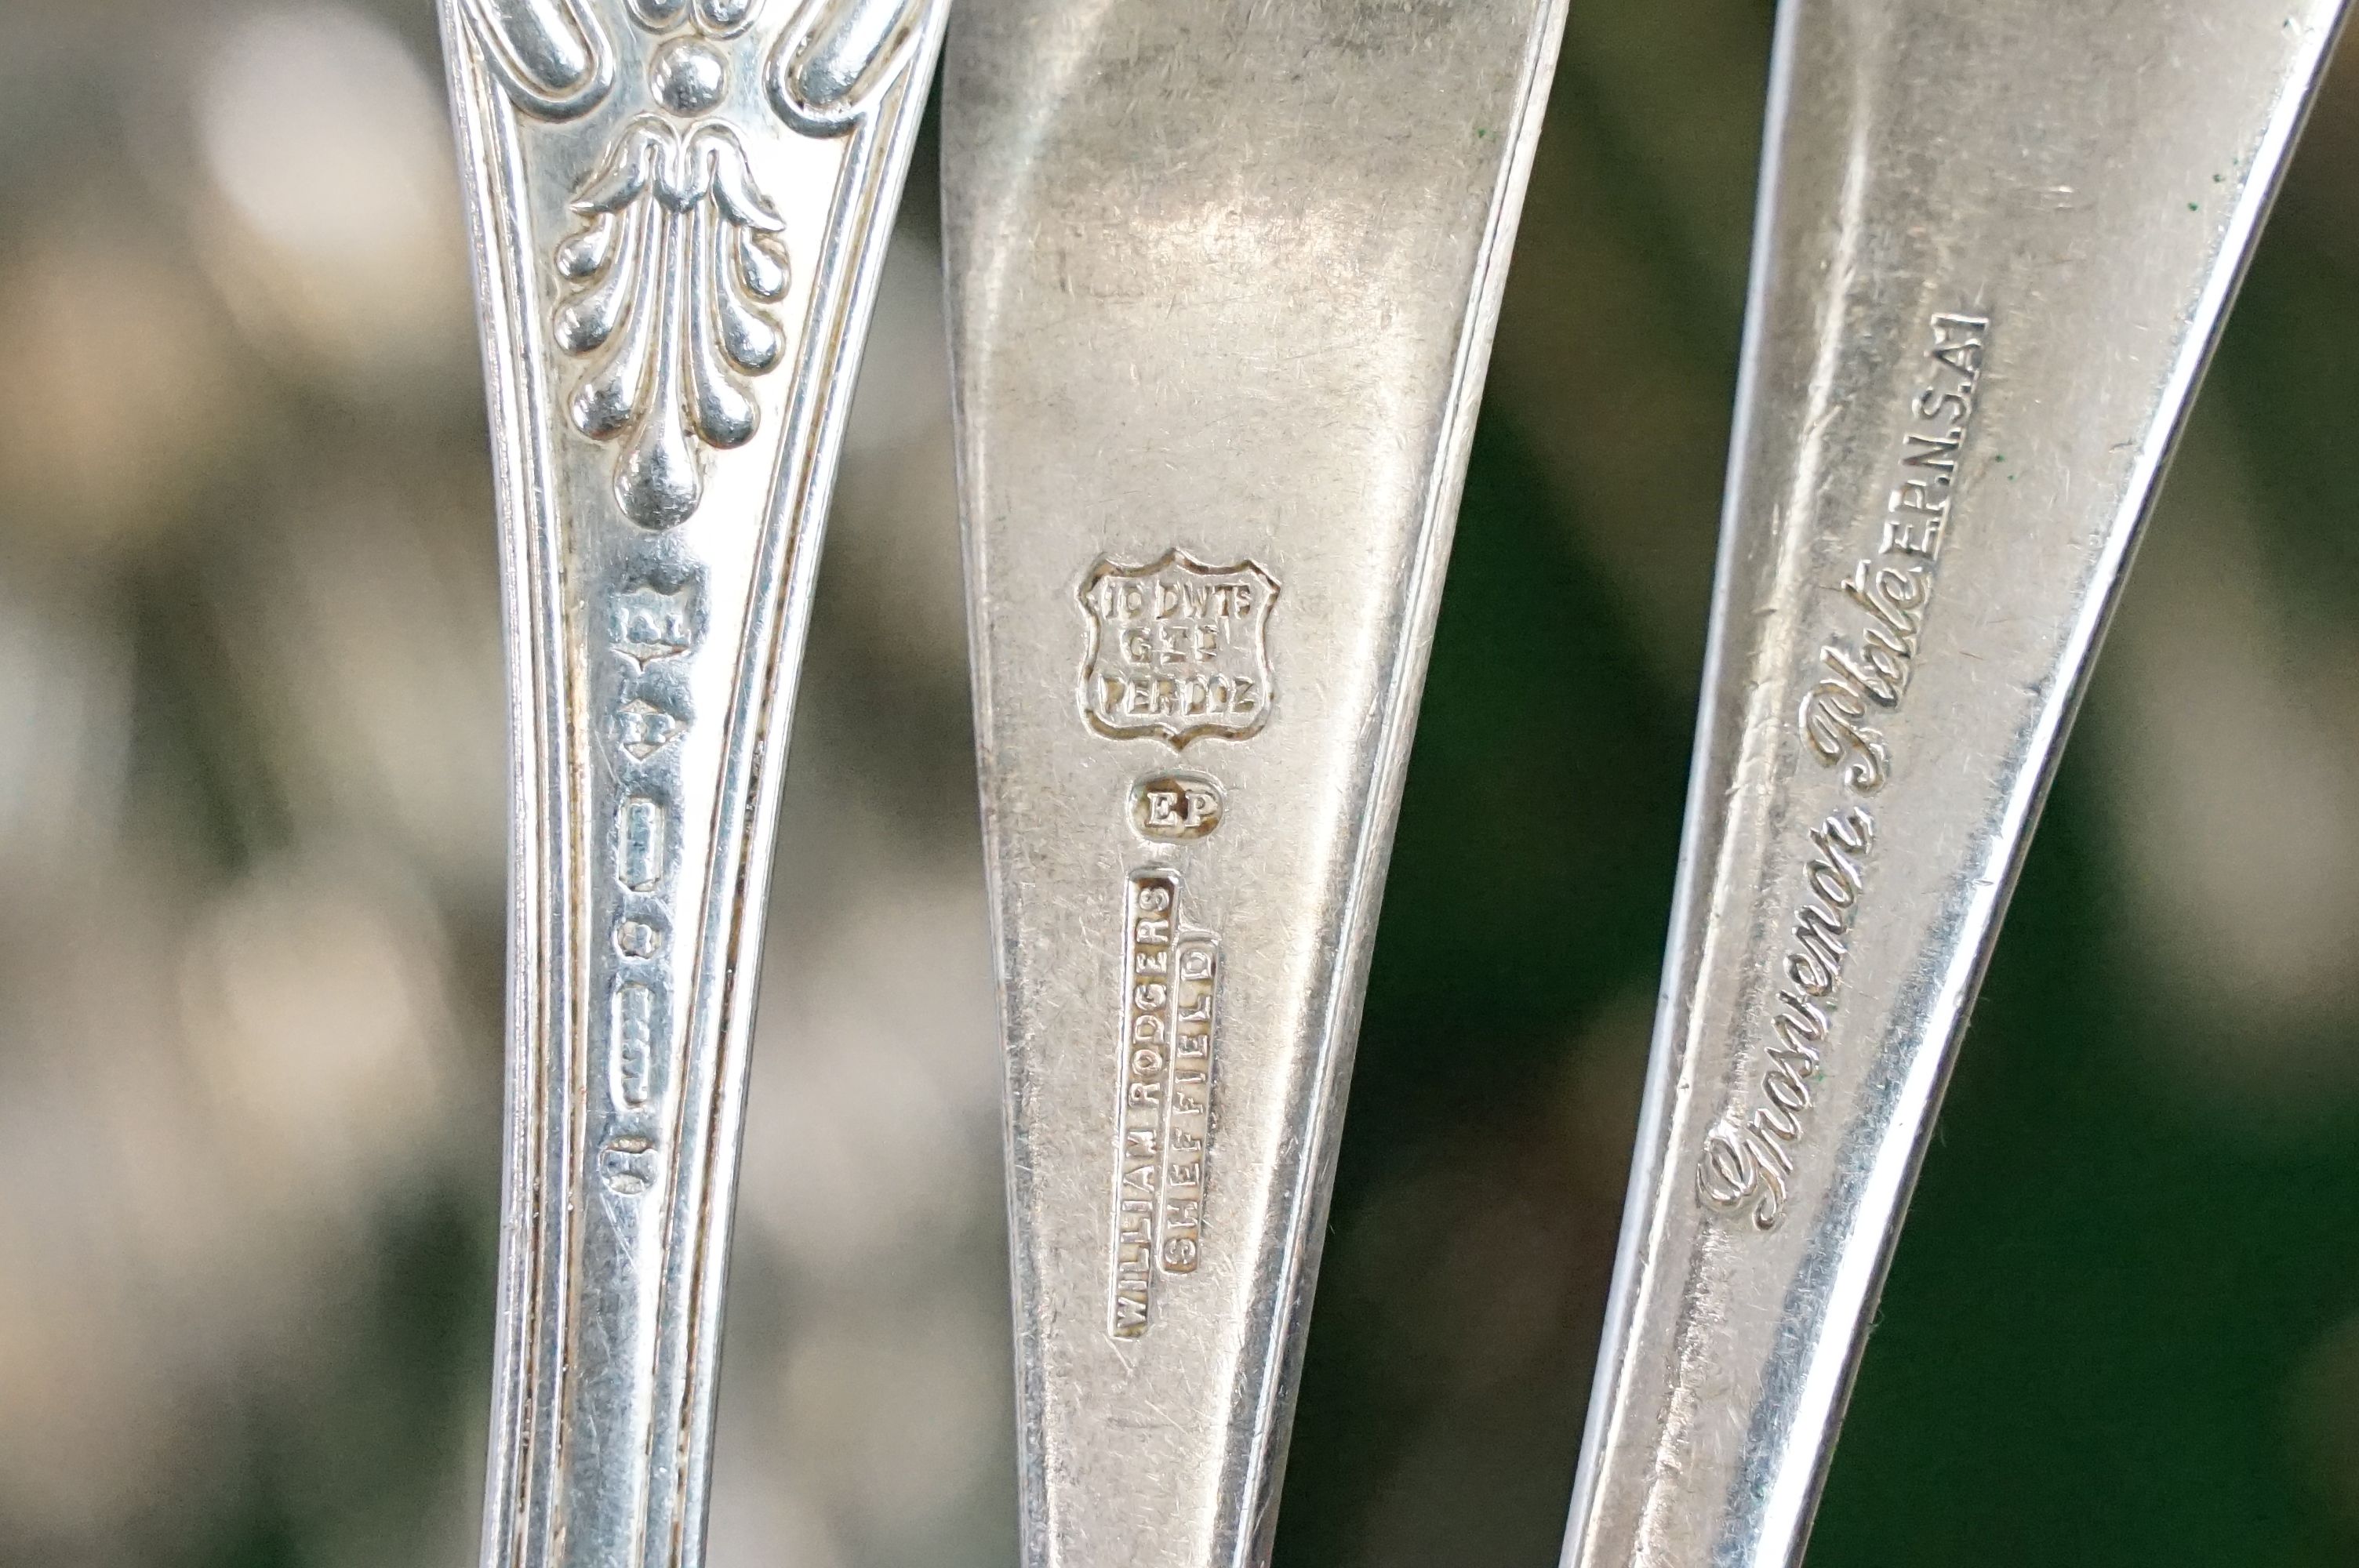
[436,2,947,1566]
[456,0,616,117]
[772,0,932,129]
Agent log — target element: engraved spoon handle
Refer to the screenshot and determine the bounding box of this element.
[437,3,949,1566]
[1562,3,2353,1564]
[943,4,1568,1565]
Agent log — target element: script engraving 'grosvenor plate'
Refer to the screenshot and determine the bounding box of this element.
[1079,550,1279,748]
[1696,310,1986,1232]
[1564,4,2354,1565]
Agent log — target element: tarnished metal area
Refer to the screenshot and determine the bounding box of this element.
[1564,2,2355,1564]
[943,2,1568,1564]
[438,2,947,1565]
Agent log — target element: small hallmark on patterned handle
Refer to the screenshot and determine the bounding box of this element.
[595,572,700,1193]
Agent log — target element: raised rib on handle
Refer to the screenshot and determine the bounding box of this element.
[438,2,948,1565]
[1564,3,2353,1564]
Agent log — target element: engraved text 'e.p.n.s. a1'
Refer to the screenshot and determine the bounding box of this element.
[1698,309,1987,1232]
[1565,9,2350,1563]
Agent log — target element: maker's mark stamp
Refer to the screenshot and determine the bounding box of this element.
[1081,550,1279,747]
[1110,868,1221,1339]
[1131,771,1224,841]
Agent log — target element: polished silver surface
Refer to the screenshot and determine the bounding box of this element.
[438,2,948,1565]
[1564,3,2354,1565]
[943,4,1567,1565]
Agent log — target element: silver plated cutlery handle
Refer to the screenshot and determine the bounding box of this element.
[945,3,1566,1565]
[1565,2,2352,1565]
[438,2,947,1565]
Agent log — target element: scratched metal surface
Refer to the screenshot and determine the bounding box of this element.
[2,4,2359,1568]
[943,2,1566,1564]
[439,2,951,1566]
[1564,2,2355,1566]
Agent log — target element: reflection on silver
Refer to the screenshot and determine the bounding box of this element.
[943,2,1568,1563]
[437,0,947,1565]
[1564,2,2354,1564]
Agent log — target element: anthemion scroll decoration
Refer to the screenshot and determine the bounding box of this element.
[456,0,929,526]
[444,1,946,1567]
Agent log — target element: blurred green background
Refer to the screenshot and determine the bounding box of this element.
[1,2,2355,1566]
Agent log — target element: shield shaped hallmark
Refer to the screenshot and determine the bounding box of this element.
[1080,550,1281,747]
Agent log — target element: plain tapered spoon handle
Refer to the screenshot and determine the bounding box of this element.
[1564,3,2353,1565]
[438,2,947,1566]
[944,2,1567,1565]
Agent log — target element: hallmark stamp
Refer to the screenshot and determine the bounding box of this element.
[617,796,669,892]
[613,696,686,761]
[1110,868,1223,1338]
[612,580,700,669]
[614,916,667,960]
[1081,550,1279,747]
[1159,938,1216,1272]
[596,568,703,1183]
[1131,771,1225,841]
[612,980,666,1109]
[599,1132,659,1197]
